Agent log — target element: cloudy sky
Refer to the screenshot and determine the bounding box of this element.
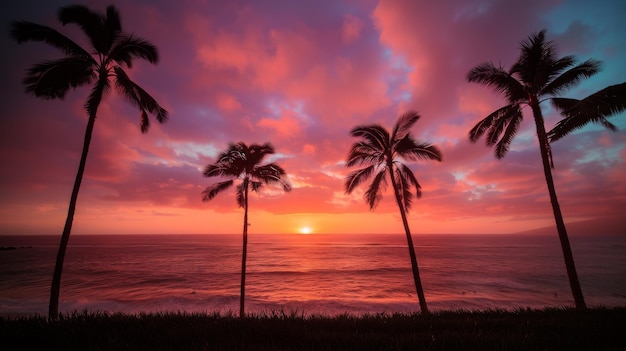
[1,0,625,235]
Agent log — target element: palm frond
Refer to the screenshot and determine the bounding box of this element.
[549,82,626,142]
[203,163,239,178]
[236,183,245,208]
[549,97,579,113]
[512,30,552,86]
[494,109,523,158]
[397,163,421,197]
[280,181,292,193]
[365,170,387,210]
[541,59,601,96]
[104,5,122,40]
[250,180,263,193]
[215,142,248,173]
[467,62,525,102]
[10,21,93,58]
[254,163,292,192]
[345,165,377,194]
[395,163,421,212]
[486,108,513,146]
[467,62,505,86]
[548,55,577,77]
[255,162,287,178]
[246,143,275,169]
[23,58,95,99]
[110,34,159,67]
[214,144,236,162]
[202,180,234,202]
[58,5,113,55]
[391,111,420,142]
[113,66,168,132]
[346,143,384,167]
[350,125,389,152]
[84,78,110,118]
[140,109,149,133]
[469,109,497,142]
[396,137,443,162]
[202,142,290,208]
[473,104,521,147]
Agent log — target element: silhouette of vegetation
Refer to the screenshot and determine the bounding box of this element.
[549,82,626,141]
[344,111,442,314]
[202,142,291,318]
[4,308,624,350]
[10,4,168,319]
[466,29,626,310]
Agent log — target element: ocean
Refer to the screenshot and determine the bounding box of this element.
[1,233,625,316]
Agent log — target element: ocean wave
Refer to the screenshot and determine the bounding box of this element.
[2,234,625,316]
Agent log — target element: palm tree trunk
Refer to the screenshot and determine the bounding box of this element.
[48,112,98,320]
[389,165,429,314]
[240,179,249,319]
[530,99,586,310]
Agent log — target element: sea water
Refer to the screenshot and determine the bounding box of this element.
[1,233,624,316]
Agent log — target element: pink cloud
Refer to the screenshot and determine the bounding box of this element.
[257,111,304,138]
[1,0,624,235]
[216,93,243,113]
[342,14,364,43]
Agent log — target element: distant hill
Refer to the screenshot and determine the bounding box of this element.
[515,217,625,236]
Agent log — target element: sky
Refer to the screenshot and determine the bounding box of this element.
[0,0,625,235]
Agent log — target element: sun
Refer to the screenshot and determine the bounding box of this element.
[298,226,313,235]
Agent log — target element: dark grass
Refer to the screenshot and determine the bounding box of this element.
[2,307,625,350]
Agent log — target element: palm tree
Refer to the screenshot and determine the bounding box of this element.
[466,30,625,310]
[202,142,291,318]
[10,5,168,319]
[344,111,442,314]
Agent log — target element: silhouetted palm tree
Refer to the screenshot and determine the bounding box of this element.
[467,30,625,310]
[10,4,168,319]
[202,142,291,318]
[345,111,442,314]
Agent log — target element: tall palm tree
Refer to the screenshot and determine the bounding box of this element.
[10,5,168,319]
[467,30,625,310]
[202,142,291,318]
[344,111,442,314]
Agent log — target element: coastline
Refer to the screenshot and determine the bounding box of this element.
[2,233,625,317]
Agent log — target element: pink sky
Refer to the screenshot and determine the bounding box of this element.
[1,0,625,235]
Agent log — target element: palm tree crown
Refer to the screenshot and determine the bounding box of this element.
[345,111,442,211]
[11,4,167,132]
[202,142,291,204]
[466,29,602,160]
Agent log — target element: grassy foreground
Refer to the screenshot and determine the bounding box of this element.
[1,308,624,350]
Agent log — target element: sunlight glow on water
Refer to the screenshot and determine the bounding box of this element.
[1,234,624,316]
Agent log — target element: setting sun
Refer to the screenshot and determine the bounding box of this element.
[299,226,313,234]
